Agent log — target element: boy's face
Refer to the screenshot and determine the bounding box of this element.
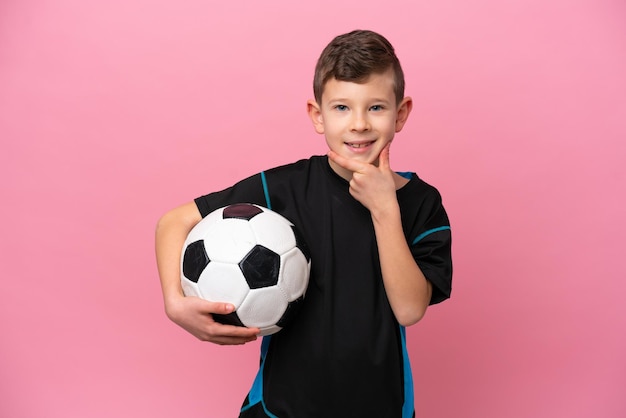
[307,69,412,180]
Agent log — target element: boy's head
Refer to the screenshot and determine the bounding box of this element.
[313,30,405,105]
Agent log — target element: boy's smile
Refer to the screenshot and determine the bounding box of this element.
[307,69,412,180]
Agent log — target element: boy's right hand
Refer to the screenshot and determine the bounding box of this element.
[165,295,260,345]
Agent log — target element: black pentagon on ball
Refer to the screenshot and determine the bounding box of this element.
[291,225,311,262]
[239,245,280,289]
[212,311,245,328]
[182,240,210,283]
[223,203,264,220]
[276,296,304,328]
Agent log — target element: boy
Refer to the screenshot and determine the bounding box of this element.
[156,29,452,418]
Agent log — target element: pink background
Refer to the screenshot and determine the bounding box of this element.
[1,0,625,417]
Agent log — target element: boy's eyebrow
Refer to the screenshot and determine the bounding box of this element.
[325,96,392,104]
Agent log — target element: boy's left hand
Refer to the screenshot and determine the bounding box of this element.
[328,143,398,216]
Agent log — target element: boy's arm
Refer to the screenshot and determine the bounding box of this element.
[369,198,432,326]
[155,201,260,345]
[327,146,432,326]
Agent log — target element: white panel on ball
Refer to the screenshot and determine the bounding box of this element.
[237,286,288,329]
[197,262,250,308]
[250,212,296,255]
[203,219,256,263]
[181,279,200,299]
[278,248,311,301]
[183,208,223,244]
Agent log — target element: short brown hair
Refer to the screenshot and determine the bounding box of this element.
[313,30,405,104]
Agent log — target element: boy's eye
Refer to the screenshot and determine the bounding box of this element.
[370,105,383,111]
[334,105,348,111]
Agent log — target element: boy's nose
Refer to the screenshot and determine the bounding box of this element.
[350,112,370,132]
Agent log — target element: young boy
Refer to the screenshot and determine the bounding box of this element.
[156,29,452,418]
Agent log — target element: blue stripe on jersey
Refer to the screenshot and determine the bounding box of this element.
[241,336,278,417]
[261,171,272,210]
[396,171,413,180]
[412,226,451,246]
[400,325,415,418]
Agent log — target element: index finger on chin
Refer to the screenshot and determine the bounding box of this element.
[327,150,363,172]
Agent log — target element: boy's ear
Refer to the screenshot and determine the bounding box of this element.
[307,99,325,134]
[395,96,413,132]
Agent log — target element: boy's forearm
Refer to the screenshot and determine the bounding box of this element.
[372,204,432,327]
[155,202,202,309]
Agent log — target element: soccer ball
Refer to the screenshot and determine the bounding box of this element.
[181,203,311,336]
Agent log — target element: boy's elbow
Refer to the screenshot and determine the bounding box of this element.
[396,305,427,327]
[155,212,174,240]
[155,213,167,233]
[156,210,177,232]
[156,202,202,235]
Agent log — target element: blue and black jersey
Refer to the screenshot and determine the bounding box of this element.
[195,155,452,418]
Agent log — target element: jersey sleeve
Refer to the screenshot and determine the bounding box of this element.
[194,173,268,217]
[408,188,453,305]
